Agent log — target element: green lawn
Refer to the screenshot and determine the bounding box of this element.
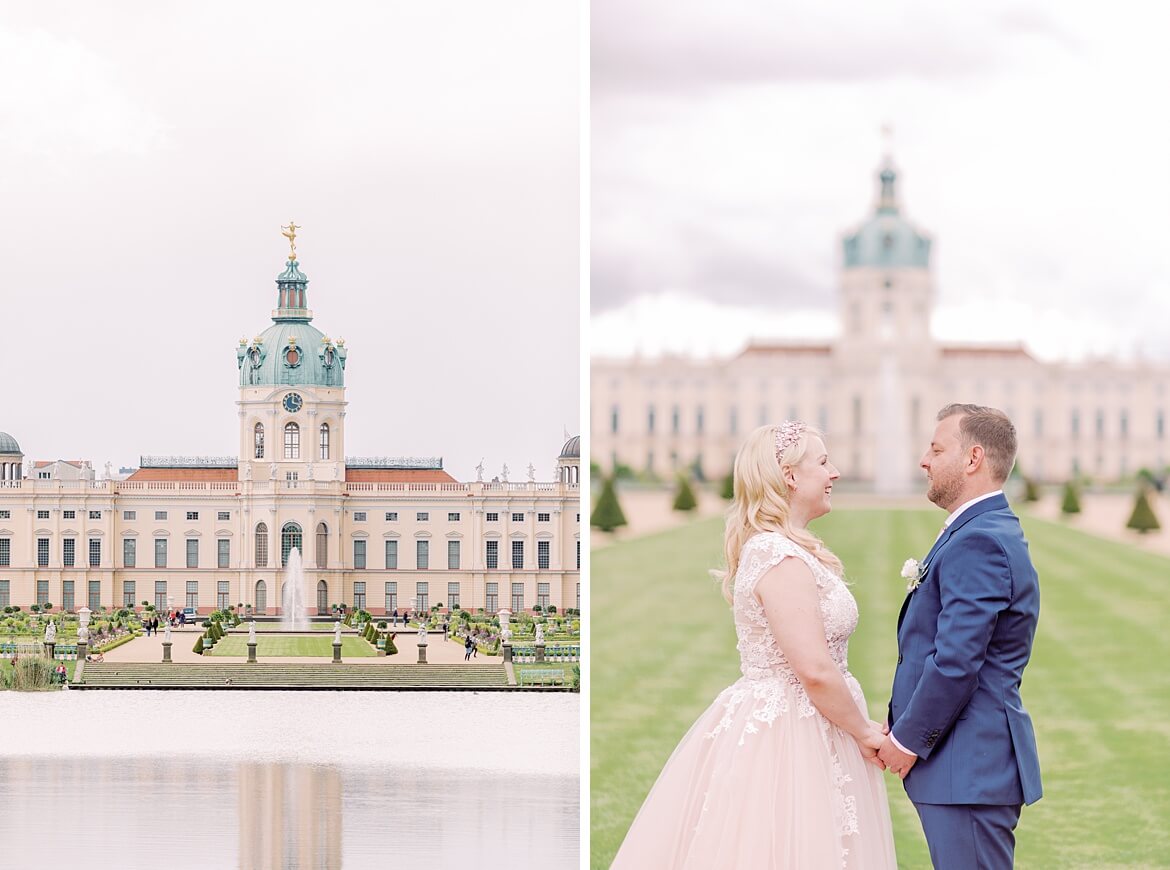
[208,636,375,657]
[591,509,1170,869]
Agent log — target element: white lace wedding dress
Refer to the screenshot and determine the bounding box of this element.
[611,532,897,869]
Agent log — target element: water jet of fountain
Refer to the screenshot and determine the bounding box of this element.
[282,548,309,631]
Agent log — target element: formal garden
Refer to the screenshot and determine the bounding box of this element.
[590,509,1170,868]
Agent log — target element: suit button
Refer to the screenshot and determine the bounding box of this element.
[897,654,903,664]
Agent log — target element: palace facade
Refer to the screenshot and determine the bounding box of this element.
[0,250,580,615]
[592,162,1169,491]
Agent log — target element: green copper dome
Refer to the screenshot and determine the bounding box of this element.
[842,164,931,269]
[237,258,347,388]
[0,431,22,454]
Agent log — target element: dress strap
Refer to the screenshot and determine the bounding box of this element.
[734,533,819,599]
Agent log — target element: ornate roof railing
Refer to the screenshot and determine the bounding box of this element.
[344,456,443,470]
[140,456,239,468]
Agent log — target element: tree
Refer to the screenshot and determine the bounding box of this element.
[1126,487,1161,534]
[1060,481,1081,515]
[672,474,698,512]
[720,471,735,500]
[590,477,628,532]
[1022,478,1040,503]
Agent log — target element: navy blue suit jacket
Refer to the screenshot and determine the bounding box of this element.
[889,493,1043,806]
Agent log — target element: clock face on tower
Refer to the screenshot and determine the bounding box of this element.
[283,393,303,413]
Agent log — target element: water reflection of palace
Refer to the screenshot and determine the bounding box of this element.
[239,763,342,869]
[0,244,581,616]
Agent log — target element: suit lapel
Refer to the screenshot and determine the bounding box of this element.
[895,493,1010,633]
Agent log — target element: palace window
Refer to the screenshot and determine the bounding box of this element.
[385,512,398,522]
[354,512,367,522]
[121,581,135,610]
[255,523,268,568]
[537,513,550,522]
[415,582,429,613]
[0,580,8,607]
[89,539,101,568]
[447,540,460,570]
[416,540,429,570]
[611,405,619,434]
[512,540,524,569]
[37,580,48,606]
[155,539,167,568]
[63,538,76,568]
[354,581,366,610]
[123,511,136,521]
[537,582,549,610]
[319,423,330,460]
[254,423,265,459]
[217,581,230,611]
[186,539,198,569]
[187,512,199,521]
[64,510,75,520]
[284,422,300,459]
[485,540,498,569]
[281,524,302,567]
[124,538,135,568]
[486,512,499,522]
[385,540,397,569]
[511,512,524,523]
[511,582,524,611]
[354,540,366,570]
[447,582,460,610]
[0,538,9,567]
[89,580,101,611]
[218,539,230,569]
[89,510,101,520]
[647,405,655,434]
[384,582,397,612]
[37,510,49,520]
[671,405,680,434]
[186,581,198,610]
[316,523,328,569]
[0,510,8,520]
[577,540,580,570]
[62,580,74,610]
[486,582,498,612]
[417,512,429,522]
[538,540,550,570]
[37,538,49,567]
[448,512,460,522]
[218,511,230,521]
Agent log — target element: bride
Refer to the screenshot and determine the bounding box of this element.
[611,422,897,869]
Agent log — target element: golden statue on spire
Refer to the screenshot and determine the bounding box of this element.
[281,221,301,261]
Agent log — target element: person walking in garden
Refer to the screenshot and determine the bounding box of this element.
[464,635,474,661]
[392,608,399,627]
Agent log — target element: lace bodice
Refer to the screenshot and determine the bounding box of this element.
[732,531,859,684]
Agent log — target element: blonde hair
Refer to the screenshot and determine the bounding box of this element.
[714,423,843,604]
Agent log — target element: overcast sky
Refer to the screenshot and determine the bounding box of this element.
[0,2,579,482]
[591,1,1170,363]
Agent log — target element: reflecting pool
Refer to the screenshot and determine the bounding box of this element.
[0,691,579,868]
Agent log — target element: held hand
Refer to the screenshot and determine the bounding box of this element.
[877,735,917,779]
[857,723,887,771]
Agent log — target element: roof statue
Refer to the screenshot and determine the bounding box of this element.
[281,221,301,261]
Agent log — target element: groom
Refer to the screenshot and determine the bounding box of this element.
[879,404,1042,869]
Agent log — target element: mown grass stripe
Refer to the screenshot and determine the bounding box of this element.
[591,508,1170,869]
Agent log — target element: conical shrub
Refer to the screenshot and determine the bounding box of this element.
[590,477,627,532]
[1060,481,1081,515]
[1126,487,1161,534]
[672,475,698,512]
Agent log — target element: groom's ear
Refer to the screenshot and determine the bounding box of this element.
[965,444,986,474]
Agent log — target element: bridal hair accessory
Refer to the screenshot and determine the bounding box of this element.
[774,420,809,462]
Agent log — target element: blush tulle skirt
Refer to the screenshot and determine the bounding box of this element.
[610,676,897,869]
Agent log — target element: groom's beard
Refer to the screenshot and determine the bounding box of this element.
[926,467,963,510]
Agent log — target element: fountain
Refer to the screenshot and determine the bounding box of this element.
[281,548,309,631]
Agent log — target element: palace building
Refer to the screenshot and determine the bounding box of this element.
[592,161,1169,492]
[0,242,580,615]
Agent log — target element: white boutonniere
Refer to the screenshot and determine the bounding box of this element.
[901,558,927,592]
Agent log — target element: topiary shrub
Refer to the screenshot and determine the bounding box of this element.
[672,475,697,512]
[1126,487,1161,534]
[590,477,628,532]
[377,621,387,630]
[720,471,735,500]
[193,636,204,655]
[384,633,398,655]
[547,605,557,614]
[1022,478,1040,502]
[1060,481,1081,515]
